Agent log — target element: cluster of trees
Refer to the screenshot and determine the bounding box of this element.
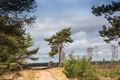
[0,0,38,76]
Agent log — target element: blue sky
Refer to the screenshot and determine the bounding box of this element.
[26,0,120,63]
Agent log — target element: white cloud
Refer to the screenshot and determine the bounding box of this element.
[26,0,119,62]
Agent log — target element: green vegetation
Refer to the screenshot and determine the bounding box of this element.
[0,0,38,78]
[64,55,98,80]
[64,55,120,80]
[45,28,73,66]
[92,1,120,45]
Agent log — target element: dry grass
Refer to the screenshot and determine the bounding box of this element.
[95,64,120,80]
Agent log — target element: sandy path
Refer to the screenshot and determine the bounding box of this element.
[36,70,56,80]
[14,69,56,80]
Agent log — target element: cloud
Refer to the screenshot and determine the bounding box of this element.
[26,14,114,62]
[26,0,120,63]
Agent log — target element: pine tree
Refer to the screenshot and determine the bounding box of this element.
[45,28,73,66]
[91,1,120,45]
[0,0,38,76]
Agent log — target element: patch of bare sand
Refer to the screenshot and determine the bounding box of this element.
[3,67,68,80]
[47,67,68,80]
[39,70,55,80]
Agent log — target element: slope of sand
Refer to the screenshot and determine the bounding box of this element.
[4,67,68,80]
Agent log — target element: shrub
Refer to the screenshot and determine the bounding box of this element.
[64,55,98,80]
[63,55,77,80]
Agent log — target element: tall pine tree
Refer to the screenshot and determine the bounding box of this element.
[45,28,73,66]
[0,0,38,76]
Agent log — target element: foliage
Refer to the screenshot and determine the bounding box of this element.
[0,0,36,14]
[92,1,120,45]
[64,55,98,80]
[0,0,38,77]
[63,55,77,80]
[45,28,73,65]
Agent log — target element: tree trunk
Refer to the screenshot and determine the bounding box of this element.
[59,44,63,67]
[59,52,61,66]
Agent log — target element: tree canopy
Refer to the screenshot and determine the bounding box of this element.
[45,28,73,66]
[92,1,120,45]
[0,0,36,14]
[0,0,38,76]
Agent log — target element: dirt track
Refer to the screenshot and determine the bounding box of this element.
[38,70,55,80]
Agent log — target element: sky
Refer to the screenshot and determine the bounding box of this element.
[26,0,120,63]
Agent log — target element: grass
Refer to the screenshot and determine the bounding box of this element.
[95,63,120,80]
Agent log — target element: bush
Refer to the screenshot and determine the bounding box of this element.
[63,55,77,80]
[64,55,98,80]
